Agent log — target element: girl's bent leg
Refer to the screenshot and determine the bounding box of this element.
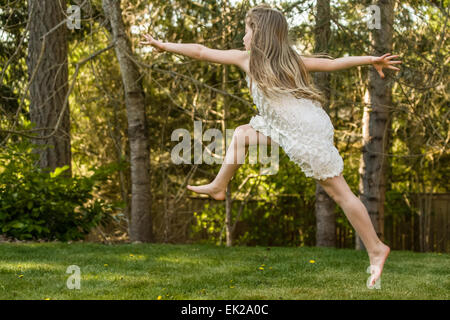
[315,173,390,286]
[187,124,272,200]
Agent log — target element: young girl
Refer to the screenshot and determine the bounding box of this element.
[141,4,401,288]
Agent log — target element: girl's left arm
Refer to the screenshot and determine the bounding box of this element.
[302,53,402,78]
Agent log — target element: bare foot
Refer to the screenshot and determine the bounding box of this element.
[367,242,391,286]
[186,183,226,201]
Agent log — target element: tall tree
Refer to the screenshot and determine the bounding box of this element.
[313,0,336,247]
[102,0,154,242]
[27,0,71,176]
[221,1,234,247]
[356,0,395,249]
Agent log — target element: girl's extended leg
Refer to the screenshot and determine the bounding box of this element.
[315,173,390,286]
[187,124,273,200]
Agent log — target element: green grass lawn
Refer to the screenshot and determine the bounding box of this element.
[0,242,448,300]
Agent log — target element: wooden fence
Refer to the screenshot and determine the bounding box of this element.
[384,193,449,253]
[151,192,449,253]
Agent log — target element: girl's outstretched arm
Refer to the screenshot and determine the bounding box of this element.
[302,53,401,78]
[140,34,248,71]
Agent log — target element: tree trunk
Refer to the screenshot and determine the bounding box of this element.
[356,0,394,250]
[223,64,233,247]
[219,3,234,247]
[313,0,336,247]
[102,0,153,242]
[27,0,71,176]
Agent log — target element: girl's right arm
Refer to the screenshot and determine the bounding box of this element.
[140,34,249,72]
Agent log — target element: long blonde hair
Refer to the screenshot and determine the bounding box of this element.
[246,4,333,106]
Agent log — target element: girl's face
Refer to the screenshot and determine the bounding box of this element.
[243,23,252,51]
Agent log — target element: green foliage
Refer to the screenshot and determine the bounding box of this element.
[191,163,318,247]
[191,203,224,244]
[2,0,447,248]
[385,190,412,219]
[235,198,314,247]
[0,139,122,241]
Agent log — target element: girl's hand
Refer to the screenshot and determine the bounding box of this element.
[140,34,165,52]
[371,53,402,79]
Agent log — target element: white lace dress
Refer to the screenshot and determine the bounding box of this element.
[245,73,344,181]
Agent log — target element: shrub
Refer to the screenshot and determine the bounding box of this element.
[0,139,121,241]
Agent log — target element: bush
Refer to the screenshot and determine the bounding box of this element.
[0,139,121,241]
[191,197,317,247]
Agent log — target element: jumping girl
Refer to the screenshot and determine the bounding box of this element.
[140,4,402,288]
